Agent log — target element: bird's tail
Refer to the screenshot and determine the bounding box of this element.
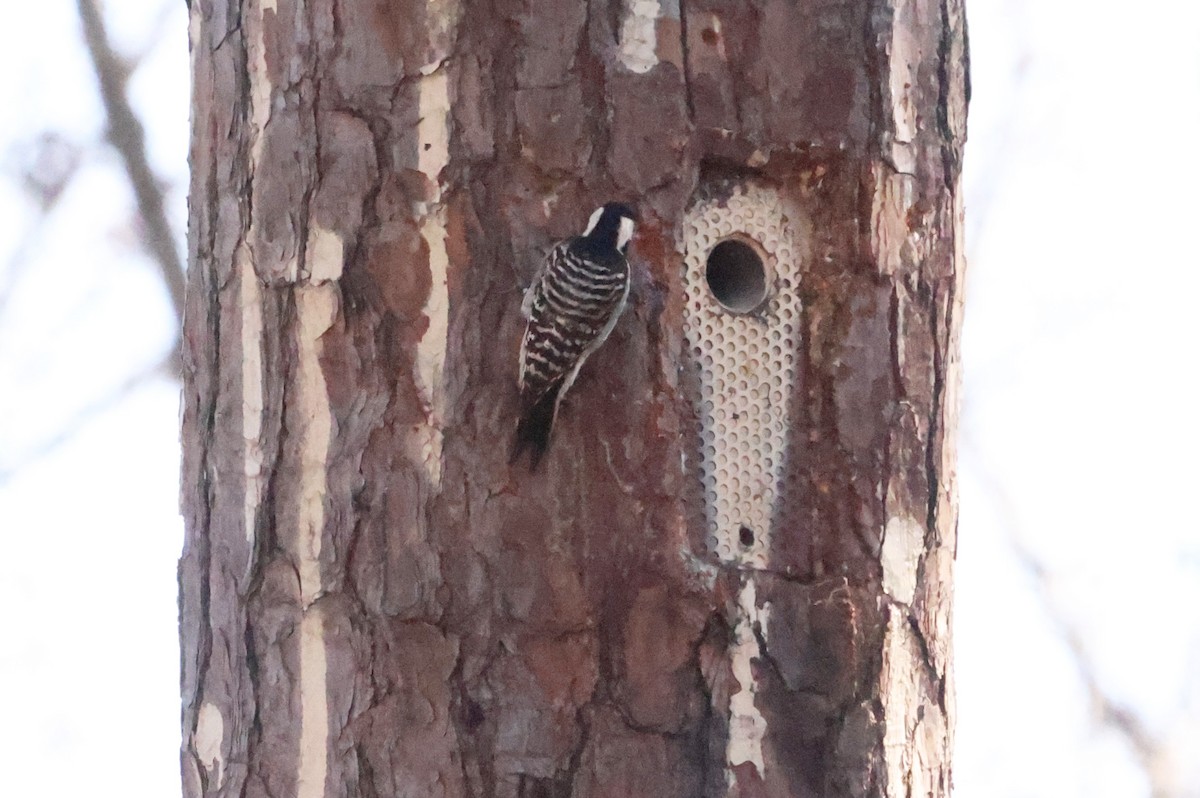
[510,383,562,471]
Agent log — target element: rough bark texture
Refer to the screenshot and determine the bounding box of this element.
[180,1,968,796]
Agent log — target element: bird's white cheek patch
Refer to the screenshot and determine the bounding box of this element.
[618,217,636,251]
[584,206,604,236]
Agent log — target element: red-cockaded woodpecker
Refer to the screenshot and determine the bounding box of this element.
[511,202,638,469]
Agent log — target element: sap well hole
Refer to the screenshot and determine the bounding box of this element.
[705,238,767,313]
[738,526,754,547]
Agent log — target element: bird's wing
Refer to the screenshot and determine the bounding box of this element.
[517,239,629,405]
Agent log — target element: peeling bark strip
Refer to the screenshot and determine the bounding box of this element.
[293,284,337,798]
[181,0,967,796]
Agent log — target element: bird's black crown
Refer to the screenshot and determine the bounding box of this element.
[583,202,639,253]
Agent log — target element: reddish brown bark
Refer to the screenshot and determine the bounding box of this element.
[180,0,968,796]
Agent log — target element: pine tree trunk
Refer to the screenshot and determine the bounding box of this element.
[179,0,968,796]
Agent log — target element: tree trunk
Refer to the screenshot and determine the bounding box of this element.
[179,0,968,796]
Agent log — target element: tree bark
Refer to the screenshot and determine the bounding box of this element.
[179,0,968,796]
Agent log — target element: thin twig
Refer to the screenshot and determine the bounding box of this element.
[0,356,173,484]
[76,0,185,374]
[961,436,1177,795]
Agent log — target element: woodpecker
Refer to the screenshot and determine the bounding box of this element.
[511,202,638,469]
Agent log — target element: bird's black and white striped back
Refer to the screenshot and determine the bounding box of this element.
[520,240,629,393]
[512,237,630,467]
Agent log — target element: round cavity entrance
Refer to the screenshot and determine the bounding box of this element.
[705,238,767,313]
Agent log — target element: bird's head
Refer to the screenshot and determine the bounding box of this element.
[583,202,639,253]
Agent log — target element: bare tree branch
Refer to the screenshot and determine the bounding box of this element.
[0,136,82,319]
[76,0,184,374]
[962,437,1181,796]
[0,354,173,485]
[0,218,49,323]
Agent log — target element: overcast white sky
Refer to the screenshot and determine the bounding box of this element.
[0,1,1197,796]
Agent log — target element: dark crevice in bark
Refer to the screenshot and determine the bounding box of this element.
[853,163,876,262]
[260,290,296,580]
[775,270,820,578]
[517,773,573,798]
[238,614,264,798]
[230,13,255,282]
[184,433,214,789]
[214,19,243,53]
[677,0,696,123]
[959,3,972,107]
[350,112,388,274]
[297,132,318,281]
[904,610,945,707]
[354,744,381,798]
[935,0,960,191]
[581,0,614,188]
[246,289,291,597]
[341,497,377,623]
[923,280,944,539]
[748,610,830,797]
[811,298,842,571]
[327,0,345,66]
[597,0,621,46]
[472,3,521,314]
[194,750,210,795]
[733,562,823,589]
[300,0,326,282]
[882,280,903,564]
[560,702,593,794]
[243,290,297,794]
[821,296,862,566]
[887,281,905,401]
[691,612,725,798]
[183,201,218,717]
[449,647,492,798]
[861,0,893,159]
[461,631,505,798]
